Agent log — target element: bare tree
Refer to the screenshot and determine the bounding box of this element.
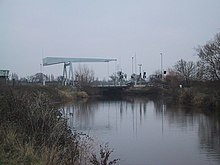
[109,71,127,85]
[109,73,118,85]
[11,72,19,81]
[149,70,162,84]
[29,73,48,83]
[174,59,197,85]
[165,68,183,88]
[197,33,220,80]
[195,61,209,81]
[74,64,94,88]
[50,74,55,81]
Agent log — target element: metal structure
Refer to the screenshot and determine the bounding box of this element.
[0,70,9,86]
[43,57,117,85]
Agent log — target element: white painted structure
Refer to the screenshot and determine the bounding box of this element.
[0,70,9,86]
[0,70,9,77]
[43,57,117,85]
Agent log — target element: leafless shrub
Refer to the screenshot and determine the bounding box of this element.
[0,87,119,165]
[90,143,119,165]
[197,32,220,80]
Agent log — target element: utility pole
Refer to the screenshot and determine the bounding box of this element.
[40,63,42,73]
[40,63,43,84]
[135,53,137,74]
[160,53,163,79]
[132,57,134,74]
[42,48,45,86]
[138,64,142,75]
[138,64,142,85]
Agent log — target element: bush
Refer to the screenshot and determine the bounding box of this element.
[0,87,82,164]
[90,143,119,165]
[178,88,194,105]
[193,94,211,107]
[0,86,117,165]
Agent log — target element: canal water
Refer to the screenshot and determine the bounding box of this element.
[61,97,220,165]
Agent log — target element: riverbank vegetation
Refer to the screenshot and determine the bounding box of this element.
[124,80,220,112]
[0,86,118,165]
[162,31,220,111]
[164,81,220,111]
[1,33,219,165]
[143,32,220,112]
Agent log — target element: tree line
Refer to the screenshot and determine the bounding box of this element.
[7,32,220,87]
[165,32,220,87]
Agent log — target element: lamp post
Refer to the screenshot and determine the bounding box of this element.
[40,64,43,84]
[138,64,142,85]
[160,53,163,79]
[132,57,134,74]
[40,63,45,86]
[138,64,142,75]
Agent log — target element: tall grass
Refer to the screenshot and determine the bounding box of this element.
[0,86,118,165]
[0,87,80,164]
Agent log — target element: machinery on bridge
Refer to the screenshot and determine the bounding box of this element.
[43,57,117,85]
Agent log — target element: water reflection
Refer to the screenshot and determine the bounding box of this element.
[61,99,99,130]
[153,99,220,163]
[198,114,220,163]
[61,97,149,136]
[60,97,220,165]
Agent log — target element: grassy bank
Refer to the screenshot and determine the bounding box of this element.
[0,85,88,103]
[0,86,118,165]
[175,81,220,111]
[124,81,220,112]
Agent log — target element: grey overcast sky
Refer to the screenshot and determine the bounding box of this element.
[1,0,220,79]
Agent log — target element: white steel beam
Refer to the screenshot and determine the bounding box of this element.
[43,57,117,66]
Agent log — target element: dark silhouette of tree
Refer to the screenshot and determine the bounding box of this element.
[29,73,48,83]
[74,64,94,88]
[165,69,182,88]
[11,72,19,81]
[195,61,209,81]
[197,33,220,80]
[174,59,196,85]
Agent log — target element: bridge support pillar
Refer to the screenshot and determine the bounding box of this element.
[63,62,74,86]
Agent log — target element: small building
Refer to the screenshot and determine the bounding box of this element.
[0,70,9,86]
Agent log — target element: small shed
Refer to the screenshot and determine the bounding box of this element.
[0,70,9,86]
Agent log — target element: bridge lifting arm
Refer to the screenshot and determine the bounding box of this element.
[42,57,117,86]
[43,57,117,66]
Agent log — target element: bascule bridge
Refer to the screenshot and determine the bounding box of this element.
[43,57,117,85]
